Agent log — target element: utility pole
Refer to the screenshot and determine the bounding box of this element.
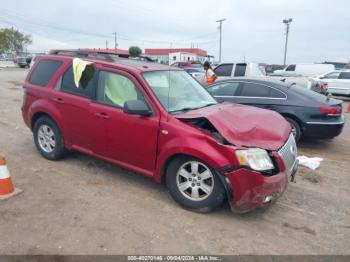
[113,32,118,49]
[283,18,293,65]
[216,18,226,63]
[105,40,108,49]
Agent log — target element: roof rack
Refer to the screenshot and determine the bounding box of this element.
[49,49,155,63]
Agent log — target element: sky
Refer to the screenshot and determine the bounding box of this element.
[0,0,349,64]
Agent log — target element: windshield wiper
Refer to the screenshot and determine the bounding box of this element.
[169,103,217,114]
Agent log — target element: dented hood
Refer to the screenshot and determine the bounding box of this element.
[175,102,291,150]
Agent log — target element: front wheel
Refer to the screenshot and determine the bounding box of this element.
[166,156,226,212]
[285,117,302,142]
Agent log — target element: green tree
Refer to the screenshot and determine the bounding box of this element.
[128,46,142,57]
[0,28,32,54]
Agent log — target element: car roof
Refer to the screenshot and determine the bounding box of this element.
[44,50,179,72]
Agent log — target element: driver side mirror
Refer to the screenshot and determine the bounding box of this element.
[123,100,152,116]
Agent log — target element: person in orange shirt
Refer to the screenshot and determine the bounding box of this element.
[203,61,217,86]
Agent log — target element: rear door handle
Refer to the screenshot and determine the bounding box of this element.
[95,112,110,119]
[53,97,65,104]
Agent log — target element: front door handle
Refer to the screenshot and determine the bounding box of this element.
[95,112,110,119]
[53,97,65,104]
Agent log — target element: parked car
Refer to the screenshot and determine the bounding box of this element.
[207,78,344,142]
[170,61,202,69]
[214,62,265,80]
[273,63,335,77]
[308,70,350,96]
[16,56,32,68]
[22,50,297,213]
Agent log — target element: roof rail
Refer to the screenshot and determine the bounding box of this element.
[49,49,155,63]
[49,49,116,62]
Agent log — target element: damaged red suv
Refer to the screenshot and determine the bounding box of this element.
[22,50,298,213]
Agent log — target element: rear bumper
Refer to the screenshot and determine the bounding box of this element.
[302,118,345,139]
[221,168,289,213]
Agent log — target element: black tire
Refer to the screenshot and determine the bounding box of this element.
[33,116,66,160]
[166,156,226,213]
[285,117,301,142]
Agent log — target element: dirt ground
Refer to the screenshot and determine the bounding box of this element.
[0,68,349,255]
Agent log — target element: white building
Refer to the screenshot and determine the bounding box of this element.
[144,48,214,65]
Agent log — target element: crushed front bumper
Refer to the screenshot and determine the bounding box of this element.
[221,168,289,213]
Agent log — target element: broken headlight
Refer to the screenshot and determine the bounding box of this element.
[235,148,274,171]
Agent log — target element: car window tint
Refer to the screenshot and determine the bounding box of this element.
[339,72,350,79]
[286,65,296,71]
[30,60,63,86]
[214,64,233,76]
[208,82,239,96]
[270,88,286,98]
[97,71,144,108]
[240,82,270,97]
[324,72,340,79]
[234,64,247,77]
[61,65,95,98]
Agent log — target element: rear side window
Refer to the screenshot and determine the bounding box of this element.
[234,64,247,77]
[60,65,96,98]
[214,64,233,76]
[209,82,239,96]
[324,72,340,79]
[339,72,350,79]
[286,65,296,71]
[239,83,271,97]
[270,88,286,98]
[29,60,63,86]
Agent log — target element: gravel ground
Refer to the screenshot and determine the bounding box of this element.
[0,68,349,255]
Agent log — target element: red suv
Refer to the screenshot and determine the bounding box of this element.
[22,50,298,213]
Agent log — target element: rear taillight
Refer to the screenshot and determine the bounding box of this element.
[319,83,328,91]
[319,106,342,116]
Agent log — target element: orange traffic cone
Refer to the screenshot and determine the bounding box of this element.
[0,156,22,200]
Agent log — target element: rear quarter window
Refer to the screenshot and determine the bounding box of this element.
[29,60,63,86]
[60,65,96,98]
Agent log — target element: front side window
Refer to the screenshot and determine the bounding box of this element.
[286,65,296,71]
[208,82,239,96]
[214,64,233,77]
[339,72,350,80]
[143,70,216,113]
[96,71,144,108]
[30,59,63,86]
[61,65,95,98]
[323,72,340,79]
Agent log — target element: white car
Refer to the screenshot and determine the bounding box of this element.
[273,63,335,77]
[308,70,350,96]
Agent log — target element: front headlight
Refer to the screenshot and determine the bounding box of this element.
[235,148,274,171]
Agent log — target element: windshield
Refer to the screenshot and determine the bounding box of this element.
[143,70,217,113]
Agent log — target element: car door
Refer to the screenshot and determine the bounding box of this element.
[336,72,350,94]
[233,82,286,110]
[207,82,240,103]
[50,63,96,151]
[90,67,160,174]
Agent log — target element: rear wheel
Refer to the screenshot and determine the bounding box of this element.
[166,156,226,212]
[33,116,66,160]
[285,117,301,142]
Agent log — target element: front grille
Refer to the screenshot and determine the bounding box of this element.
[278,134,298,175]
